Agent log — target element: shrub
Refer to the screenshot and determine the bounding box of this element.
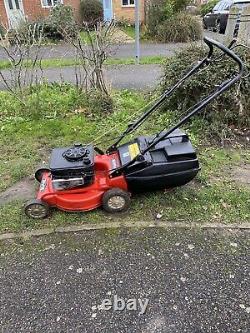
[86,90,113,114]
[146,0,201,42]
[146,0,174,37]
[158,13,202,43]
[7,21,45,44]
[0,24,6,38]
[200,0,219,16]
[161,45,250,135]
[172,0,191,12]
[80,0,103,26]
[44,4,77,40]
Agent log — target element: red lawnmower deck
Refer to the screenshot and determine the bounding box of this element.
[36,153,127,212]
[24,38,245,219]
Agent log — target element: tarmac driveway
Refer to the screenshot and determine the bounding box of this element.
[0,227,249,332]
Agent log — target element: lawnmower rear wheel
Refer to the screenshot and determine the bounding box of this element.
[35,167,50,183]
[102,188,131,213]
[24,199,50,219]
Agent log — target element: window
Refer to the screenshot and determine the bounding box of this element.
[8,0,13,10]
[213,0,233,11]
[122,0,135,7]
[41,0,63,7]
[14,0,20,9]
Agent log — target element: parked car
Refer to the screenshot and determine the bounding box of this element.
[203,0,250,34]
[203,0,234,33]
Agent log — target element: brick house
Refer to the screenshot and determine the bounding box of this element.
[0,0,145,30]
[0,0,81,29]
[103,0,145,23]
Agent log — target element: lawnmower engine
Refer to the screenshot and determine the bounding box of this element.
[49,143,95,191]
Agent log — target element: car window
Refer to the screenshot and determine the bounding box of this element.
[214,0,233,11]
[213,2,222,10]
[222,0,234,9]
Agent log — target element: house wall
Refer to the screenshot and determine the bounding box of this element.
[0,2,9,28]
[23,0,81,22]
[0,0,81,28]
[113,0,145,23]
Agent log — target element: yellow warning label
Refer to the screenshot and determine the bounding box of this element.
[128,143,140,159]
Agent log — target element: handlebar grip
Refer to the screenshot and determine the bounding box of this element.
[204,37,244,75]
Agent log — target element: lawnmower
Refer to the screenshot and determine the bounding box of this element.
[24,37,244,219]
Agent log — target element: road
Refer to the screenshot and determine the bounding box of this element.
[0,42,186,61]
[0,32,226,91]
[0,227,249,332]
[0,64,162,91]
[0,32,224,61]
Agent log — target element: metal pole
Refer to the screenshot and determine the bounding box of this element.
[135,0,140,64]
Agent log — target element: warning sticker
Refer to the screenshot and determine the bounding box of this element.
[128,143,140,159]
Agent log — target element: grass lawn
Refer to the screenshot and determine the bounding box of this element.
[0,85,249,233]
[120,25,136,39]
[80,26,148,42]
[119,25,150,42]
[0,55,165,72]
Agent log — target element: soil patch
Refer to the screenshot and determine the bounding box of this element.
[0,178,36,205]
[233,164,250,188]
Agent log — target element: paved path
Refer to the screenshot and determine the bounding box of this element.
[0,32,226,91]
[0,64,162,91]
[0,32,223,61]
[0,42,185,61]
[0,228,249,332]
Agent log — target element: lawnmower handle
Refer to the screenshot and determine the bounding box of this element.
[106,38,244,155]
[203,37,244,73]
[109,38,245,177]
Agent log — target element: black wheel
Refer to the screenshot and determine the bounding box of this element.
[24,199,50,219]
[102,188,131,213]
[215,20,222,33]
[35,167,50,183]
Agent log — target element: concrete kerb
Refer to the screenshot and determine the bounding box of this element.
[0,221,250,241]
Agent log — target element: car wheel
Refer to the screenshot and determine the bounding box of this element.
[102,188,131,213]
[24,199,50,219]
[216,20,222,33]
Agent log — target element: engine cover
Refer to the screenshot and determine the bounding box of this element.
[118,129,200,192]
[49,144,95,190]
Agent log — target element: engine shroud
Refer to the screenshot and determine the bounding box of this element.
[49,144,95,190]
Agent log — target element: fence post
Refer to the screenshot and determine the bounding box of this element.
[237,5,250,45]
[225,6,240,44]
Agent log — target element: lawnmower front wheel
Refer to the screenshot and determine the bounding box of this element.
[35,167,50,183]
[24,199,50,219]
[102,188,131,213]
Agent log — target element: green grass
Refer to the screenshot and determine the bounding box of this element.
[79,30,96,44]
[79,26,146,42]
[120,25,136,39]
[0,85,249,233]
[0,55,165,71]
[119,25,150,42]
